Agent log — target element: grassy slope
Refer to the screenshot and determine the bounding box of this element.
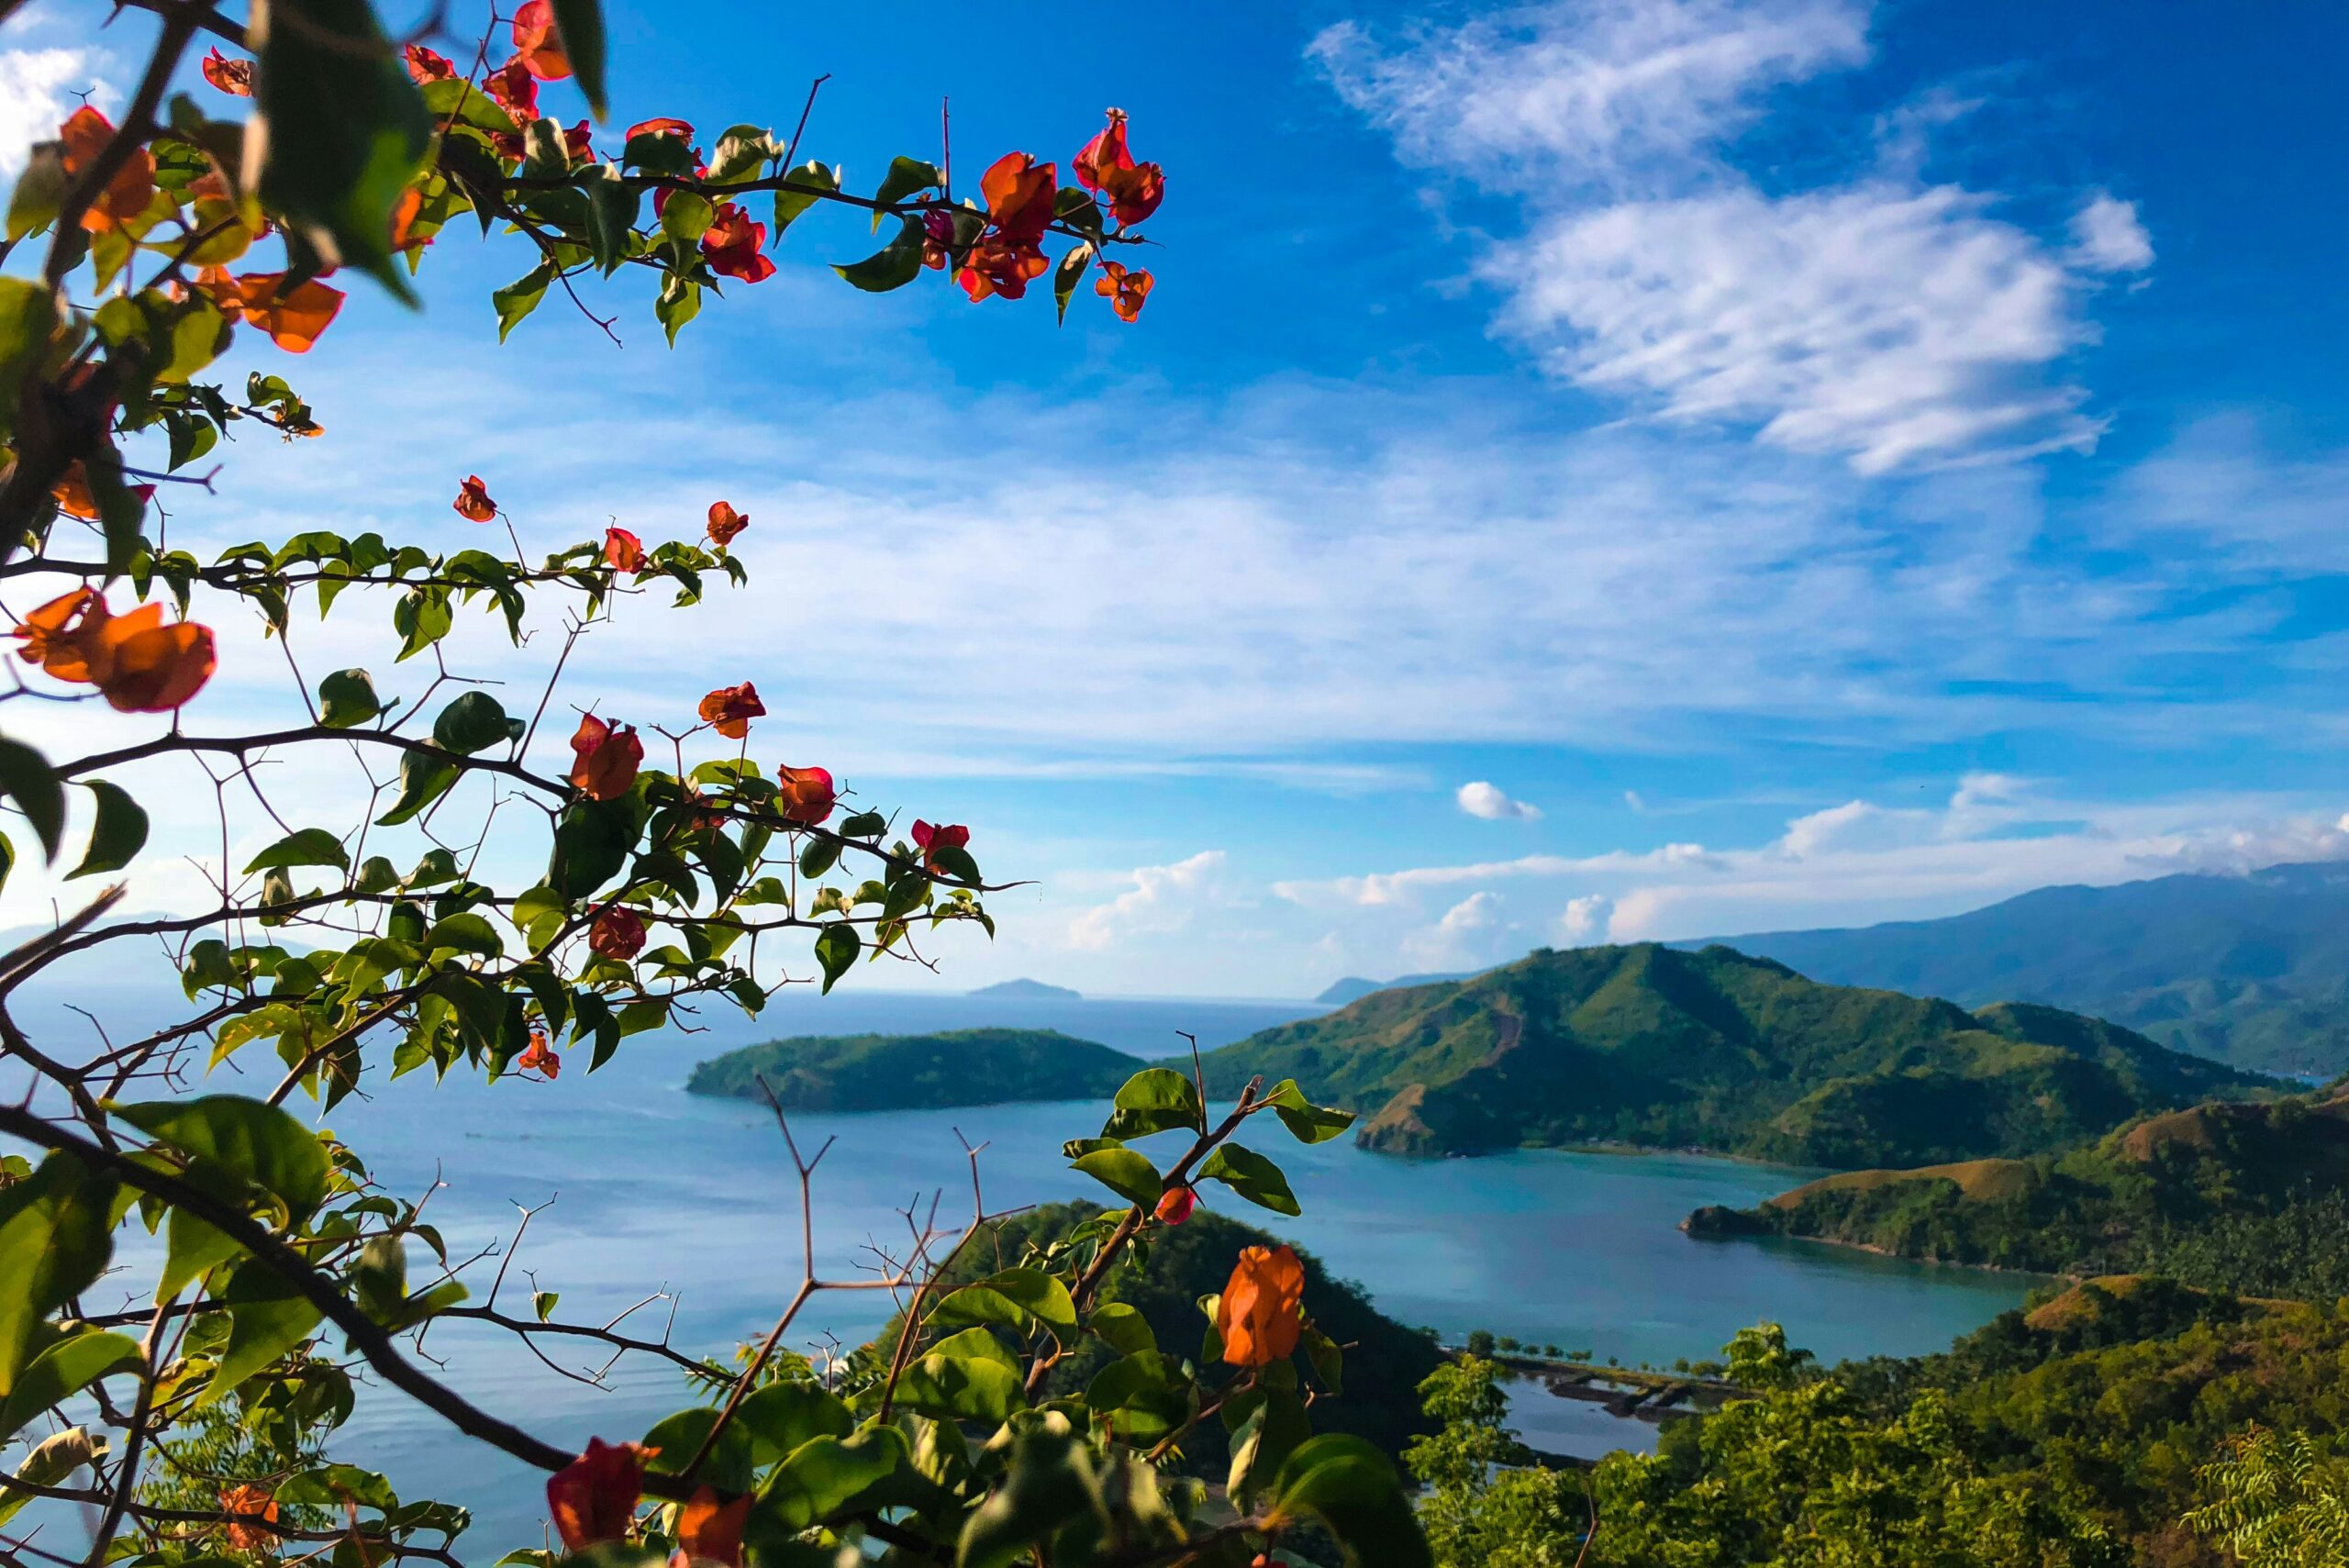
[1190,944,2263,1165]
[683,1028,1136,1111]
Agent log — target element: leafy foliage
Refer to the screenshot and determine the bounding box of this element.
[685,1029,1138,1109]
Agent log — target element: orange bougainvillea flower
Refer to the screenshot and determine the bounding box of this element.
[406,44,456,83]
[59,106,156,232]
[510,0,573,79]
[11,589,217,713]
[219,1485,278,1551]
[452,475,496,521]
[627,117,696,143]
[981,152,1057,243]
[228,272,346,353]
[201,47,253,96]
[390,184,427,252]
[516,1029,561,1080]
[547,1439,648,1551]
[569,714,642,801]
[700,204,775,284]
[484,56,539,122]
[1155,1185,1196,1226]
[1095,260,1153,323]
[774,765,836,827]
[1217,1244,1306,1368]
[705,502,749,547]
[912,819,970,872]
[697,682,764,740]
[1074,109,1165,228]
[50,461,154,520]
[587,905,647,962]
[603,527,646,575]
[956,235,1049,304]
[671,1485,749,1568]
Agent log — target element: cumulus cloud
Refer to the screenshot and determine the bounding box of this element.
[1457,781,1542,820]
[1065,851,1230,952]
[1560,895,1612,942]
[0,47,108,177]
[1314,0,2148,472]
[1403,890,1508,966]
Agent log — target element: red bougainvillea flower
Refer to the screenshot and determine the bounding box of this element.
[547,1439,649,1551]
[452,475,495,521]
[1095,260,1153,323]
[603,526,646,574]
[586,905,647,962]
[389,185,429,253]
[920,207,957,271]
[484,57,539,121]
[405,44,455,83]
[626,117,695,142]
[672,1486,750,1568]
[12,589,217,713]
[516,1029,561,1080]
[697,682,765,740]
[774,765,836,827]
[227,272,346,353]
[957,236,1049,303]
[705,502,749,546]
[562,120,595,161]
[911,819,971,872]
[981,152,1057,242]
[219,1485,278,1551]
[510,0,573,79]
[201,47,253,96]
[50,461,154,520]
[1074,109,1165,228]
[568,714,642,801]
[1217,1244,1305,1368]
[700,204,775,284]
[1155,1185,1197,1226]
[59,106,155,232]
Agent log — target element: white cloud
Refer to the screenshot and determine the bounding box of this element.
[0,47,108,177]
[1315,0,2147,472]
[1560,894,1612,942]
[1065,851,1229,952]
[1402,889,1507,966]
[1457,781,1542,820]
[2069,192,2154,273]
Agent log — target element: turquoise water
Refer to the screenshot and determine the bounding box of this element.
[13,986,2042,1555]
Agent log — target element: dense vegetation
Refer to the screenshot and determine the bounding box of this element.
[685,1028,1138,1108]
[1692,1093,2349,1300]
[1697,860,2349,1075]
[1194,944,2260,1163]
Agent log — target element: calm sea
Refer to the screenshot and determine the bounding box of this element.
[15,985,2040,1556]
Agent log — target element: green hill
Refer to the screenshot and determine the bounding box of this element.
[1689,1092,2349,1299]
[684,1027,1136,1110]
[1188,944,2265,1164]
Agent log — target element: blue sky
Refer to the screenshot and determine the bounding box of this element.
[6,0,2349,997]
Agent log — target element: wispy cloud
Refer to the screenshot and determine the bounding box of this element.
[1314,0,2151,472]
[1066,850,1230,951]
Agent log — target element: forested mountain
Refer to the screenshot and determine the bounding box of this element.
[1687,860,2349,1075]
[1691,1092,2349,1300]
[1192,944,2264,1164]
[685,1028,1135,1109]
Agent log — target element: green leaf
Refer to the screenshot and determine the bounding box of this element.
[494,261,555,341]
[418,78,524,136]
[0,1329,139,1441]
[0,737,64,862]
[660,190,714,245]
[930,1267,1078,1340]
[1268,1435,1430,1568]
[1088,1303,1156,1358]
[754,1426,910,1535]
[4,148,66,245]
[0,1154,117,1391]
[706,124,776,186]
[1226,1385,1310,1509]
[796,838,839,879]
[0,830,15,895]
[0,1427,99,1527]
[584,163,639,273]
[772,161,839,233]
[642,1406,753,1495]
[833,217,924,293]
[1070,1146,1162,1208]
[549,0,608,118]
[1265,1079,1356,1144]
[655,272,700,345]
[956,1430,1101,1568]
[1054,241,1094,325]
[869,156,941,228]
[0,278,59,449]
[317,668,383,728]
[1100,1067,1205,1140]
[243,827,350,875]
[115,1095,331,1217]
[374,750,459,827]
[1084,1351,1193,1446]
[532,1289,560,1322]
[1301,1322,1343,1394]
[204,1259,323,1405]
[734,1380,852,1465]
[66,780,146,879]
[887,1350,1023,1424]
[250,0,433,295]
[1197,1143,1299,1216]
[813,923,858,994]
[547,799,635,900]
[431,690,515,755]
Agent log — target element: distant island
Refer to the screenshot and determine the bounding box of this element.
[1314,969,1482,1006]
[968,978,1084,1000]
[1196,944,2266,1166]
[685,1028,1134,1110]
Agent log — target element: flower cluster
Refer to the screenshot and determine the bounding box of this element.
[11,588,216,713]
